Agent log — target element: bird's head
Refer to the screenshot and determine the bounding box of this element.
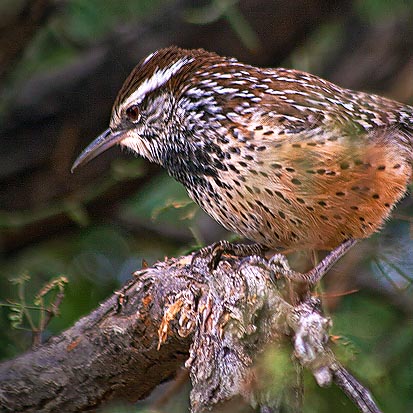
[71,46,227,172]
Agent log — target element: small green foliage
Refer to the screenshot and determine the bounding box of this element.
[151,198,197,222]
[111,158,145,180]
[65,201,90,227]
[0,273,68,346]
[121,173,202,243]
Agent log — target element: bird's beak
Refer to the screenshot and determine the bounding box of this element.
[71,128,125,172]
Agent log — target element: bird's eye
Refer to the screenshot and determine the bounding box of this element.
[125,105,140,122]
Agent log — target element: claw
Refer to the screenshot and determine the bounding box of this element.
[191,241,267,271]
[192,240,357,286]
[238,254,293,284]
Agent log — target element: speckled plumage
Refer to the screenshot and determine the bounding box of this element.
[74,47,413,251]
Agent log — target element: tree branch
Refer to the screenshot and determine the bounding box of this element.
[0,252,382,413]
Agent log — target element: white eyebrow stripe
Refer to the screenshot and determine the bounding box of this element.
[143,50,157,65]
[123,57,194,107]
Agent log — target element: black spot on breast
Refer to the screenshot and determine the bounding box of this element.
[256,200,271,213]
[214,178,231,189]
[228,164,240,173]
[265,188,273,195]
[229,202,238,212]
[248,213,259,222]
[274,190,291,205]
[258,230,267,238]
[213,159,228,171]
[218,136,230,144]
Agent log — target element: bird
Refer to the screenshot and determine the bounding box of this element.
[72,46,413,282]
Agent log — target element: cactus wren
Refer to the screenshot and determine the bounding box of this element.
[72,47,413,281]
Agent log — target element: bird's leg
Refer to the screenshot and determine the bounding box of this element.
[297,239,357,285]
[192,240,268,270]
[241,239,357,286]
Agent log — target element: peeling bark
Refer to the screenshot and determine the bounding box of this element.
[0,252,382,413]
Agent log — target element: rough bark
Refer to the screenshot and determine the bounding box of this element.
[0,256,192,412]
[0,251,382,413]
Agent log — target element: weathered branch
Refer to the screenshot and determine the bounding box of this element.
[0,252,382,413]
[0,256,193,412]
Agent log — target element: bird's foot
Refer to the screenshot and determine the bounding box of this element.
[191,240,267,270]
[239,239,357,285]
[238,253,295,284]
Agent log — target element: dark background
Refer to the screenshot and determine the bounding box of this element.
[1,1,412,412]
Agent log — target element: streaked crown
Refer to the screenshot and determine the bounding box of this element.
[110,47,221,130]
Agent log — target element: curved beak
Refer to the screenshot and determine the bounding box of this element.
[71,128,125,172]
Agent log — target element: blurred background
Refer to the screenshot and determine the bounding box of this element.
[1,0,413,412]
